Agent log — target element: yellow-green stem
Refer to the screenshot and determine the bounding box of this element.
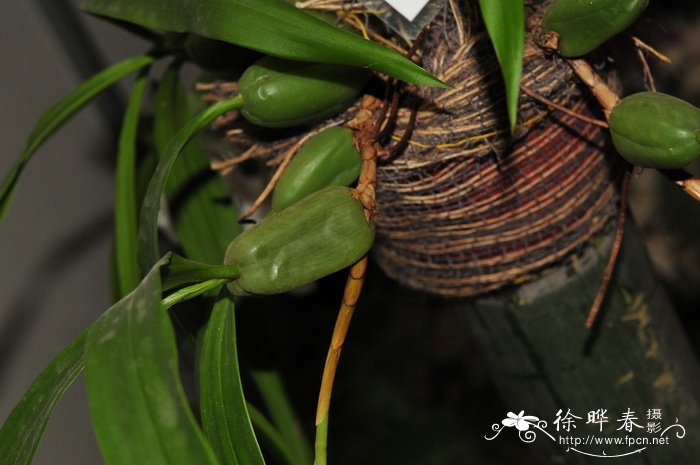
[314,257,367,465]
[161,278,227,310]
[314,415,329,465]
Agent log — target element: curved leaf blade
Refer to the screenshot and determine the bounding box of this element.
[246,404,300,465]
[479,0,525,129]
[114,73,149,297]
[153,67,243,265]
[200,296,266,465]
[0,332,86,465]
[250,371,312,465]
[85,255,220,465]
[138,97,243,274]
[81,0,446,87]
[0,55,154,222]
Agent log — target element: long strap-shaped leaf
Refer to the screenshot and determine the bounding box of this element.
[246,403,299,465]
[153,67,242,265]
[479,0,524,130]
[114,72,149,297]
[0,332,86,465]
[250,371,312,465]
[138,97,243,274]
[0,55,154,222]
[81,0,446,87]
[200,296,266,465]
[85,255,220,465]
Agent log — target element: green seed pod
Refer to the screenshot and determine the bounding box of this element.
[271,127,361,211]
[237,56,371,128]
[225,186,374,295]
[543,0,648,57]
[609,92,700,169]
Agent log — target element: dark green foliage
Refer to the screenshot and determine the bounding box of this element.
[82,0,446,86]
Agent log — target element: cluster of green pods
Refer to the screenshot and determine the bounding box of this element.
[198,44,372,295]
[225,126,364,295]
[609,92,700,169]
[225,186,374,296]
[217,2,699,298]
[541,3,700,169]
[543,0,648,57]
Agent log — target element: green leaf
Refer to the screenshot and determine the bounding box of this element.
[0,254,232,465]
[135,150,158,213]
[200,296,266,465]
[111,148,157,302]
[81,0,446,87]
[153,67,242,264]
[0,332,86,465]
[479,0,525,129]
[138,96,243,274]
[251,371,312,465]
[161,254,240,291]
[114,72,149,297]
[85,255,220,465]
[0,55,154,222]
[246,403,299,465]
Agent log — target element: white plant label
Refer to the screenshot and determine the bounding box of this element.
[384,0,431,21]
